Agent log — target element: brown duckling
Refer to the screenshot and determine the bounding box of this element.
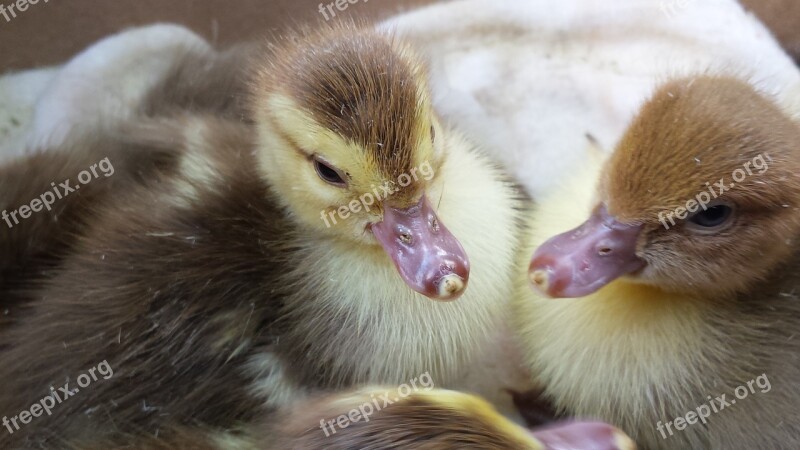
[0,43,254,342]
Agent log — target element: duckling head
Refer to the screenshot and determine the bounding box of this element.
[250,23,468,301]
[530,76,800,298]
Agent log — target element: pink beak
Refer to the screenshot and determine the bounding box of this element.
[371,196,469,301]
[529,205,644,298]
[531,421,635,450]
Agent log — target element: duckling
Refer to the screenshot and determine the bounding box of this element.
[519,76,800,449]
[0,134,177,341]
[0,42,255,341]
[0,23,524,447]
[266,387,636,450]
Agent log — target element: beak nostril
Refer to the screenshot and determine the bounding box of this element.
[430,218,440,232]
[598,247,613,256]
[398,232,413,245]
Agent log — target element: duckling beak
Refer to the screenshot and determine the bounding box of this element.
[531,421,637,450]
[528,204,644,298]
[370,196,469,301]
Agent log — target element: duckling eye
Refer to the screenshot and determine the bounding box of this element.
[313,157,347,187]
[430,125,436,143]
[688,204,734,230]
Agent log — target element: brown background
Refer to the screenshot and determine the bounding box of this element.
[0,0,796,72]
[0,0,437,72]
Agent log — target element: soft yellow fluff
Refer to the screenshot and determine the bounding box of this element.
[511,150,724,442]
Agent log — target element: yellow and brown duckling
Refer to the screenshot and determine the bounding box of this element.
[519,76,800,449]
[0,22,526,447]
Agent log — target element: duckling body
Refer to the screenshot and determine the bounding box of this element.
[521,77,800,449]
[0,43,254,346]
[0,133,180,343]
[0,25,523,447]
